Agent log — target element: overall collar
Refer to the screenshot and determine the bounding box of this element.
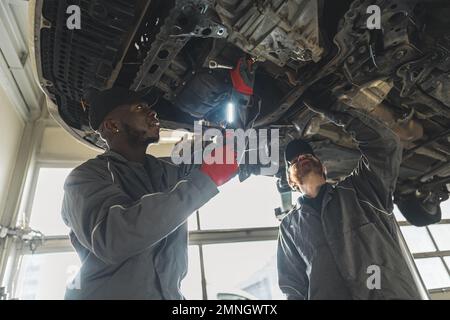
[100,150,157,166]
[296,183,334,213]
[99,150,128,163]
[99,150,164,190]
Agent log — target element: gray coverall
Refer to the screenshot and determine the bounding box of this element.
[62,151,218,299]
[278,110,421,300]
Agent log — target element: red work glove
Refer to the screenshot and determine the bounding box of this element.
[230,57,256,96]
[200,143,239,186]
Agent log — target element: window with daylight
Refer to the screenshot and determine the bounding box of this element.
[395,201,450,293]
[198,175,282,230]
[183,175,284,300]
[14,252,80,300]
[201,241,283,300]
[28,167,72,236]
[13,166,76,300]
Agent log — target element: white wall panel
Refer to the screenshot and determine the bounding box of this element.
[0,85,25,219]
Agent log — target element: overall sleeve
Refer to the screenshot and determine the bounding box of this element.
[62,165,218,265]
[277,216,309,300]
[158,156,201,182]
[343,110,402,210]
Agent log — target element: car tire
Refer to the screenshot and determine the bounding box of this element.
[396,193,442,226]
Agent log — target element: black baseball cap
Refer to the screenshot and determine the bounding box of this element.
[85,86,147,130]
[284,139,315,165]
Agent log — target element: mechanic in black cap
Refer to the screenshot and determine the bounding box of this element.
[277,100,422,300]
[284,139,327,213]
[61,86,238,299]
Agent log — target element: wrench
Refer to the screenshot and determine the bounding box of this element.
[208,60,233,69]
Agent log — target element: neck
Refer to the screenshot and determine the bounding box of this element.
[110,143,147,164]
[302,176,326,198]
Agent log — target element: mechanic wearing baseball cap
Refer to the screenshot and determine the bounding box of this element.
[277,101,421,299]
[62,86,238,299]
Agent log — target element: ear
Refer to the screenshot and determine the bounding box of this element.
[287,166,298,191]
[102,118,120,133]
[322,164,327,179]
[287,169,293,188]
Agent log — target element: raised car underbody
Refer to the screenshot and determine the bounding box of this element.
[34,0,450,224]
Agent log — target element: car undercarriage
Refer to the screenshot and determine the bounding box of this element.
[33,0,450,225]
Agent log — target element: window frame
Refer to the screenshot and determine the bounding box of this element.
[25,159,83,201]
[21,161,80,235]
[397,219,450,294]
[9,160,82,299]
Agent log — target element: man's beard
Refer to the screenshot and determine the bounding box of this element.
[122,123,159,147]
[144,136,160,144]
[295,158,324,182]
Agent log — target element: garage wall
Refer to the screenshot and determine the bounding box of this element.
[0,86,25,219]
[39,126,101,162]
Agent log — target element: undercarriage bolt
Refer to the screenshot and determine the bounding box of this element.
[395,50,407,60]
